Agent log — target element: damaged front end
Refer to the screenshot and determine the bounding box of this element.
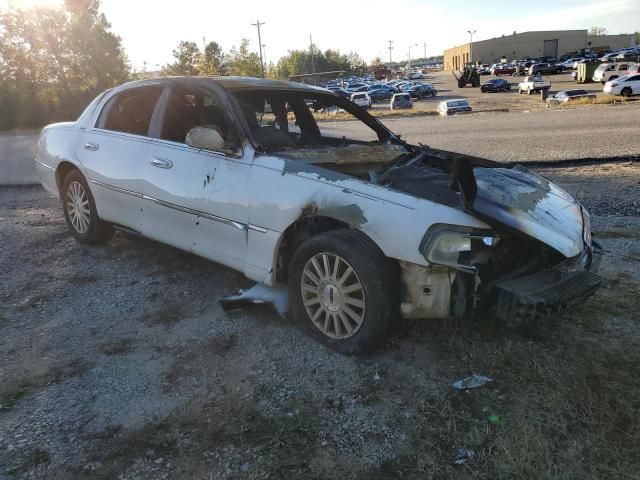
[396,152,604,328]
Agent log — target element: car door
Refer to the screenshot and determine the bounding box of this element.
[142,81,251,271]
[77,83,167,231]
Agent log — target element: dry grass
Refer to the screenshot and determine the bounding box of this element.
[558,93,638,107]
[313,103,439,123]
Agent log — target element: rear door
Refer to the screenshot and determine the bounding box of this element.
[142,82,252,271]
[77,83,166,231]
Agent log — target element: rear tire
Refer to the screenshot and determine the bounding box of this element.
[62,169,113,245]
[288,230,397,354]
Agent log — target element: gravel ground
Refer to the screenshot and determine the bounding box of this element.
[1,160,639,479]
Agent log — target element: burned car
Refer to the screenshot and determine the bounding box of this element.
[35,77,602,353]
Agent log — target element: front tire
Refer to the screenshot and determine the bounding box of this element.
[62,169,113,245]
[288,230,397,353]
[621,87,632,97]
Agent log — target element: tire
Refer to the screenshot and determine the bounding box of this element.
[621,87,632,97]
[288,230,397,354]
[481,87,487,93]
[61,169,113,245]
[527,88,532,95]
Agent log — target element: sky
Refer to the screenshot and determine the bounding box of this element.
[3,0,639,69]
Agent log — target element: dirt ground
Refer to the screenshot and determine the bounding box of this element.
[1,161,639,479]
[368,70,616,115]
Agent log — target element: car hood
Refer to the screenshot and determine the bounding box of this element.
[471,166,585,258]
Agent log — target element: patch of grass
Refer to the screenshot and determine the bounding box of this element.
[67,273,99,285]
[5,448,50,475]
[142,301,186,327]
[1,384,33,409]
[313,104,439,123]
[557,93,637,107]
[100,338,134,356]
[593,228,640,240]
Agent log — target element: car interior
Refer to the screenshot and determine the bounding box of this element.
[97,86,164,136]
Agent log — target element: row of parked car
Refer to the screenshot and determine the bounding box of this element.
[325,75,438,109]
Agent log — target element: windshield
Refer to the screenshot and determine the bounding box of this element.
[231,89,404,155]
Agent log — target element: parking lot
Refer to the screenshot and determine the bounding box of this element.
[1,158,639,479]
[367,69,610,114]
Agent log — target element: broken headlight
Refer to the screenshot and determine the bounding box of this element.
[420,225,499,272]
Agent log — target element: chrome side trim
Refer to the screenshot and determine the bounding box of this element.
[142,194,247,231]
[89,179,143,199]
[35,159,55,171]
[88,178,265,233]
[248,224,268,233]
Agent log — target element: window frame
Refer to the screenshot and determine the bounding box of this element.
[93,84,167,138]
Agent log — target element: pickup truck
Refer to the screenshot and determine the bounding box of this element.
[518,75,551,95]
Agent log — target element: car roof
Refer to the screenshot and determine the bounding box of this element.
[111,76,333,95]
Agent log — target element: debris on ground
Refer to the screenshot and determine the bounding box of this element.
[219,283,289,316]
[452,374,493,390]
[454,448,475,465]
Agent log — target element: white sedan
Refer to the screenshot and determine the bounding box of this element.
[603,74,640,96]
[35,77,602,352]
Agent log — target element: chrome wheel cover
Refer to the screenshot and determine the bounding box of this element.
[301,252,365,339]
[66,181,90,234]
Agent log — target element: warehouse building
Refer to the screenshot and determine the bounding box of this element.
[444,30,635,70]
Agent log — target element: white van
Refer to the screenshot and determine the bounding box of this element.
[593,63,635,83]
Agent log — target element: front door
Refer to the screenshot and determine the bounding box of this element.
[142,83,251,271]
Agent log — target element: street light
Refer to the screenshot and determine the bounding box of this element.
[408,43,418,69]
[467,30,476,64]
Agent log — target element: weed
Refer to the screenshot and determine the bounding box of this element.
[100,338,134,356]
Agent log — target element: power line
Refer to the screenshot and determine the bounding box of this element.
[250,19,266,78]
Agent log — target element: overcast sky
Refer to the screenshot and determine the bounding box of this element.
[4,0,639,69]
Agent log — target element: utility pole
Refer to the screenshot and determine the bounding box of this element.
[408,43,418,69]
[309,34,315,74]
[388,40,394,64]
[467,29,476,65]
[423,42,427,61]
[251,19,266,78]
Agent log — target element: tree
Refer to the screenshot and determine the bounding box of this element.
[199,41,225,76]
[589,26,608,36]
[226,39,262,77]
[0,0,128,130]
[162,41,201,76]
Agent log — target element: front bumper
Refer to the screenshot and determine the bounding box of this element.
[493,243,603,327]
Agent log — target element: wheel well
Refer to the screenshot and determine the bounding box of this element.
[55,161,80,199]
[275,216,360,284]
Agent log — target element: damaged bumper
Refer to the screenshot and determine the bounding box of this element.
[493,242,603,327]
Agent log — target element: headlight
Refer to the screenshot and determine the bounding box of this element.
[421,226,499,272]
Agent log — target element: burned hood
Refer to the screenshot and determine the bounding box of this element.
[472,166,585,258]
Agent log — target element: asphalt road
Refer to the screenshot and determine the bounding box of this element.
[323,103,640,162]
[0,133,38,185]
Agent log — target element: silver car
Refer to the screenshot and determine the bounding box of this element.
[36,77,602,352]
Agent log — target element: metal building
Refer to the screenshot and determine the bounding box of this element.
[444,30,635,70]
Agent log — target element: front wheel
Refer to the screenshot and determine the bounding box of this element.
[621,87,632,97]
[288,230,397,353]
[62,169,113,244]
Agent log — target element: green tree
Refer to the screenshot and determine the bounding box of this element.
[198,41,225,75]
[0,0,128,130]
[162,41,201,76]
[227,39,262,77]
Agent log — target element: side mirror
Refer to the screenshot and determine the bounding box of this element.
[185,126,234,155]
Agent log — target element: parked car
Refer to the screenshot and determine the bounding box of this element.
[327,87,351,98]
[390,92,413,109]
[546,89,596,106]
[405,84,437,99]
[368,86,396,103]
[437,98,472,115]
[615,51,640,62]
[406,71,426,80]
[592,62,635,83]
[480,78,512,92]
[493,64,517,76]
[35,76,602,352]
[518,75,551,94]
[350,92,372,108]
[528,63,564,75]
[478,64,491,75]
[603,74,640,96]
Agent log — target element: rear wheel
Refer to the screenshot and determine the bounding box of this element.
[62,170,113,245]
[288,230,397,353]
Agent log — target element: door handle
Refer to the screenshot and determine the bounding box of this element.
[84,142,99,151]
[150,157,173,169]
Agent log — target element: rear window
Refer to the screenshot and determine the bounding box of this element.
[396,94,410,100]
[96,85,164,136]
[449,100,469,107]
[353,94,366,99]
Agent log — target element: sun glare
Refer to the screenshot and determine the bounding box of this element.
[1,0,63,9]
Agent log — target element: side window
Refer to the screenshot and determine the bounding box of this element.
[96,86,164,136]
[620,64,628,71]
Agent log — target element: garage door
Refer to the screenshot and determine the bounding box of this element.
[544,39,558,60]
